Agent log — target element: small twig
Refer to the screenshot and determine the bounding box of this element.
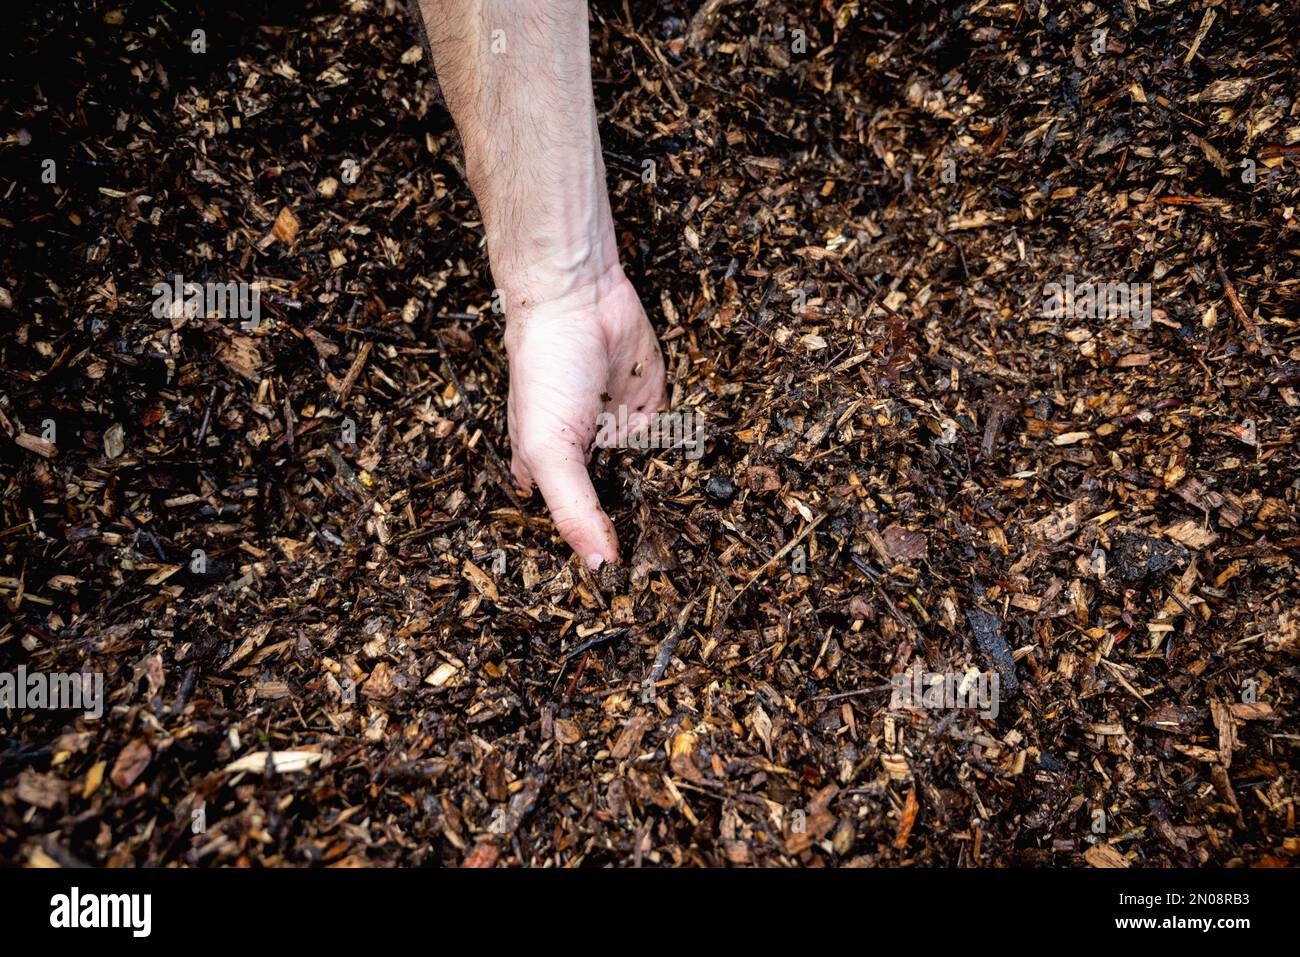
[937,340,1030,385]
[624,25,686,113]
[564,650,589,700]
[827,259,876,302]
[646,598,698,685]
[270,416,322,452]
[390,517,468,545]
[813,683,893,703]
[196,384,219,448]
[1216,258,1270,356]
[283,397,295,453]
[336,340,373,401]
[562,628,629,661]
[133,529,167,561]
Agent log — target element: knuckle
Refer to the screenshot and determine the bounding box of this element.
[549,508,588,541]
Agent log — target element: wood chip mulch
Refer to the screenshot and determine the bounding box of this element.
[1,0,1297,867]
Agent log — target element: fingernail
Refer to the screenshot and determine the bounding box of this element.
[585,554,605,571]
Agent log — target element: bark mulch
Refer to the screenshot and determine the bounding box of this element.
[1,0,1297,867]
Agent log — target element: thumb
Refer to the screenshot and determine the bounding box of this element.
[530,445,619,569]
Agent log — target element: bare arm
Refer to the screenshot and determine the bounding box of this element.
[417,0,666,567]
[418,0,618,309]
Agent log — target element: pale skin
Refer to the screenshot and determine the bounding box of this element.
[416,0,667,569]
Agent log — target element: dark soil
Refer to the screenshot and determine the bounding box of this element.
[1,0,1298,867]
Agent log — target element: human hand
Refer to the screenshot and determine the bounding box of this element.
[505,265,666,568]
[418,0,667,566]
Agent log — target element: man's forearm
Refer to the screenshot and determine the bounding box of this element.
[415,0,667,569]
[417,0,621,311]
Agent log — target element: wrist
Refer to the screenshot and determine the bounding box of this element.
[457,107,619,315]
[485,195,623,317]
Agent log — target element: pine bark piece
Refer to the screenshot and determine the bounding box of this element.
[966,607,1019,694]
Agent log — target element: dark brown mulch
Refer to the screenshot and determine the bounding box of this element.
[1,0,1297,867]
